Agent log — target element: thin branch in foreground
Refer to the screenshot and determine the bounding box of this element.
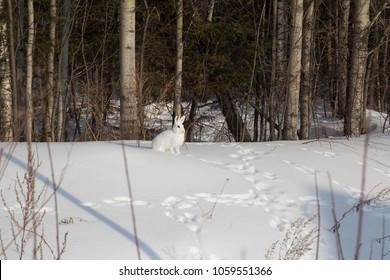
[329,186,390,233]
[204,178,230,219]
[381,217,387,260]
[354,112,372,260]
[328,172,344,260]
[301,139,357,150]
[121,141,141,260]
[265,217,318,260]
[46,142,61,259]
[314,172,321,260]
[0,145,68,259]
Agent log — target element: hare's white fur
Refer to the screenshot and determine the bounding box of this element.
[152,115,185,154]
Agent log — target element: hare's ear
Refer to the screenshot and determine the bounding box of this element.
[179,116,185,123]
[174,115,180,124]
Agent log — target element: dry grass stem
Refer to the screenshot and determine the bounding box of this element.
[329,186,390,233]
[0,146,68,259]
[121,141,141,260]
[204,178,230,219]
[265,217,319,260]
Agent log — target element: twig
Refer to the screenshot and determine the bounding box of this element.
[355,112,372,260]
[46,142,61,259]
[381,217,386,260]
[0,146,68,259]
[314,172,320,260]
[328,172,344,260]
[330,185,389,232]
[302,139,357,150]
[204,178,230,219]
[121,141,141,260]
[266,217,318,260]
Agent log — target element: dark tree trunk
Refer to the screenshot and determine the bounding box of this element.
[216,92,251,142]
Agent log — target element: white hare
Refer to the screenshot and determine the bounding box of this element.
[152,115,185,154]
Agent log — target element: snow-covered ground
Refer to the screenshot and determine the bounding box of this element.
[0,110,389,260]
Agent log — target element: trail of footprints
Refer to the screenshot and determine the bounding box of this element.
[162,143,379,242]
[37,144,377,258]
[162,144,296,238]
[79,197,151,209]
[65,144,345,237]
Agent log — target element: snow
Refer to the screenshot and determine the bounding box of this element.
[0,110,390,260]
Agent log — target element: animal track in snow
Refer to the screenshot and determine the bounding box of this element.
[195,190,267,207]
[269,217,289,231]
[332,180,347,188]
[372,167,390,177]
[295,165,316,176]
[254,181,273,191]
[187,144,301,233]
[161,196,197,209]
[227,163,257,176]
[164,211,203,233]
[259,171,277,180]
[237,148,252,155]
[299,196,317,202]
[195,144,278,187]
[283,160,317,176]
[229,144,273,159]
[314,151,336,158]
[164,189,287,211]
[81,202,98,208]
[102,197,150,207]
[199,158,225,166]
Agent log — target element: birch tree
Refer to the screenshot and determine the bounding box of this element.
[16,0,26,141]
[120,0,139,140]
[276,0,288,139]
[174,0,183,118]
[268,0,288,140]
[0,0,13,141]
[299,0,315,140]
[338,0,351,118]
[45,0,57,141]
[347,0,370,136]
[25,0,34,143]
[283,0,303,140]
[6,0,18,140]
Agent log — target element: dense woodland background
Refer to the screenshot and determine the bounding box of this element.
[0,0,389,143]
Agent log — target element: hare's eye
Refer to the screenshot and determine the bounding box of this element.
[177,125,180,128]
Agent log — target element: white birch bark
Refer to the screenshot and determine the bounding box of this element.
[174,0,183,118]
[45,0,56,141]
[348,0,370,136]
[207,0,215,23]
[0,0,13,141]
[25,0,34,143]
[283,0,303,140]
[120,0,139,140]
